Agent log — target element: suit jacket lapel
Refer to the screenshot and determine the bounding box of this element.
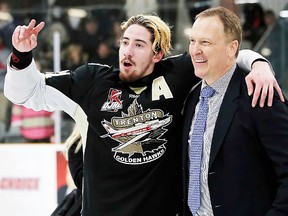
[183,84,201,147]
[182,83,201,200]
[209,67,242,168]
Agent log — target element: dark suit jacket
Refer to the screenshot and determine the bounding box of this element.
[182,65,288,216]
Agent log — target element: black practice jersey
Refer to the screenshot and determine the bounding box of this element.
[23,53,199,216]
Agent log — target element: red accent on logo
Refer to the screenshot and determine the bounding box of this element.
[110,89,122,104]
[11,52,20,63]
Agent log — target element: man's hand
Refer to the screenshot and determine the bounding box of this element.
[12,19,45,52]
[245,61,284,107]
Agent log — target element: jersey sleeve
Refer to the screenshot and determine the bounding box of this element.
[4,57,88,117]
[237,49,274,74]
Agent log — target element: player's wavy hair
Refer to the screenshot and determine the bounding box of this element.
[120,14,172,56]
[195,6,242,57]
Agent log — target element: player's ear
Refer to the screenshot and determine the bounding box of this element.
[153,50,164,63]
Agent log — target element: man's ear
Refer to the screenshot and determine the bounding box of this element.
[229,40,239,57]
[153,50,164,63]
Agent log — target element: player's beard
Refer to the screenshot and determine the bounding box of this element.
[119,61,151,83]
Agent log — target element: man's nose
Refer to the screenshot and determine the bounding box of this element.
[190,43,202,55]
[123,44,133,58]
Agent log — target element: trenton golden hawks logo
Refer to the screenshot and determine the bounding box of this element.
[101,99,172,165]
[101,88,123,112]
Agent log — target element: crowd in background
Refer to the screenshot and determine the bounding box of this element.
[0,0,279,143]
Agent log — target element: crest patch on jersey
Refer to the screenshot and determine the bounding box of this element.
[101,88,123,112]
[101,99,172,165]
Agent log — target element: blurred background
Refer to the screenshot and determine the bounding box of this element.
[0,0,288,143]
[0,0,287,215]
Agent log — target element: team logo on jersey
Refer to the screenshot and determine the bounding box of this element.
[101,99,172,165]
[101,88,123,112]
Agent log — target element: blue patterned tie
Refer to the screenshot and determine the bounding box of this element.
[188,86,215,215]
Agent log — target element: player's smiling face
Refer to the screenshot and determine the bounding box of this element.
[119,24,161,83]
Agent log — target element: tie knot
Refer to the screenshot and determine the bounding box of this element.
[201,86,215,98]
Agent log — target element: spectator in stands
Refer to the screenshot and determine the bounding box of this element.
[88,40,118,67]
[0,1,15,50]
[10,104,54,143]
[0,32,12,142]
[243,3,267,48]
[111,20,122,49]
[78,17,104,60]
[61,43,88,70]
[264,9,277,29]
[10,58,54,143]
[37,6,70,71]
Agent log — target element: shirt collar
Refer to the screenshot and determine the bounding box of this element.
[201,63,236,96]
